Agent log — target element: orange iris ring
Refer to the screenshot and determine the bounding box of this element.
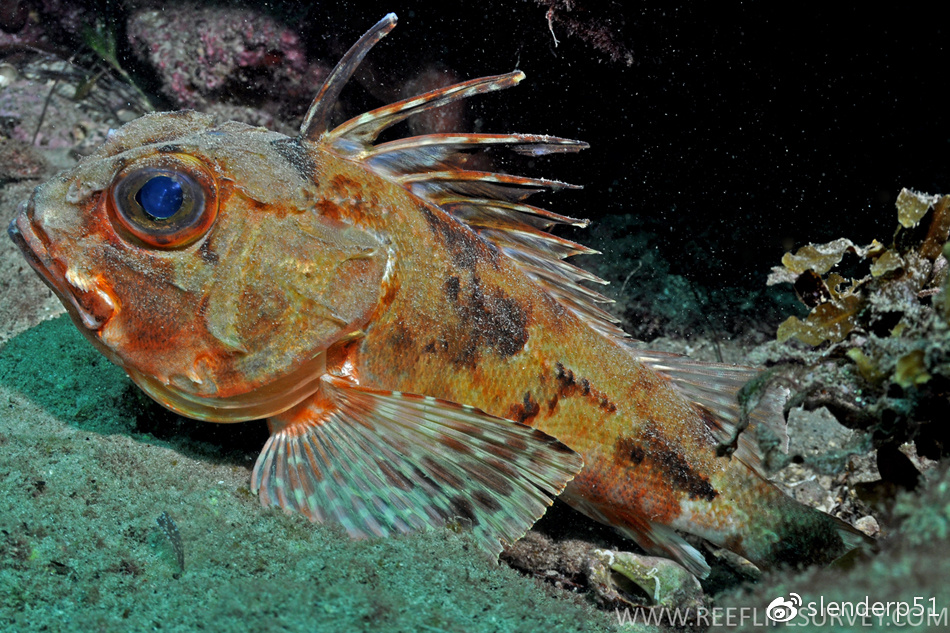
[108,153,219,249]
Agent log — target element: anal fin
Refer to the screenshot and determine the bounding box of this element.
[617,523,711,579]
[251,375,583,556]
[569,495,712,578]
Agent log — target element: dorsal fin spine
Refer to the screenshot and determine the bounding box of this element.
[299,13,398,140]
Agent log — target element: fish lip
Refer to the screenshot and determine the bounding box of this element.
[8,201,117,331]
[8,203,61,295]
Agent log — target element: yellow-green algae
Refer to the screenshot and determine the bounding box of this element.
[770,190,950,389]
[0,316,615,633]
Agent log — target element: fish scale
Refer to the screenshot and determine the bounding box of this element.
[7,13,866,575]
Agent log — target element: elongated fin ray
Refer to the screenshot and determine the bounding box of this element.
[400,171,581,213]
[329,73,525,146]
[397,170,579,189]
[367,133,589,164]
[477,226,597,259]
[252,375,583,557]
[300,13,398,140]
[439,197,589,230]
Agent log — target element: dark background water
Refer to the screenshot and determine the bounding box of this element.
[286,2,946,292]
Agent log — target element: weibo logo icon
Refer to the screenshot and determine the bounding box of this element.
[767,593,803,623]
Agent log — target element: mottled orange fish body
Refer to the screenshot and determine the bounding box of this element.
[10,14,858,573]
[320,138,848,574]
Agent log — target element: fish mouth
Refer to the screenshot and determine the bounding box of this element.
[8,201,117,331]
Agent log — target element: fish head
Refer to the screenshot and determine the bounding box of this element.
[9,110,389,422]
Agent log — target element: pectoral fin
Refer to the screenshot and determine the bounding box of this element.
[251,375,582,556]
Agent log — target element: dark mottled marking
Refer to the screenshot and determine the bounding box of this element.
[551,362,618,414]
[271,137,318,182]
[438,434,473,455]
[157,144,183,154]
[419,206,492,271]
[422,341,437,354]
[474,283,528,359]
[629,444,645,464]
[472,490,502,512]
[454,276,528,365]
[385,321,415,357]
[663,452,717,501]
[554,362,577,396]
[421,457,463,489]
[640,423,719,502]
[450,497,479,526]
[198,238,218,264]
[614,437,646,465]
[432,269,531,367]
[444,276,461,303]
[507,391,540,425]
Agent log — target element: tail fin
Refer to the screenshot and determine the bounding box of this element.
[747,498,874,573]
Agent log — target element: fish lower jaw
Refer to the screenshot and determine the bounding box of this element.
[8,208,117,332]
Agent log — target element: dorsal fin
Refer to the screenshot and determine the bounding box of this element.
[308,16,624,341]
[328,74,527,146]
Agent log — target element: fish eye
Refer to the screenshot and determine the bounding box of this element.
[135,175,183,220]
[110,156,218,248]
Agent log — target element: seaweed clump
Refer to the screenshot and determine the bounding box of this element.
[765,189,950,481]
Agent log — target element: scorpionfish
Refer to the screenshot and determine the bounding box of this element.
[9,14,861,576]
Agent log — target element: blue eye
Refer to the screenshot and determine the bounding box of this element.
[111,161,218,248]
[135,176,184,220]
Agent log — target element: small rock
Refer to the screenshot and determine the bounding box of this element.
[589,549,704,610]
[854,515,880,538]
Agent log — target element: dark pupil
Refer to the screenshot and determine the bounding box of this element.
[135,175,183,220]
